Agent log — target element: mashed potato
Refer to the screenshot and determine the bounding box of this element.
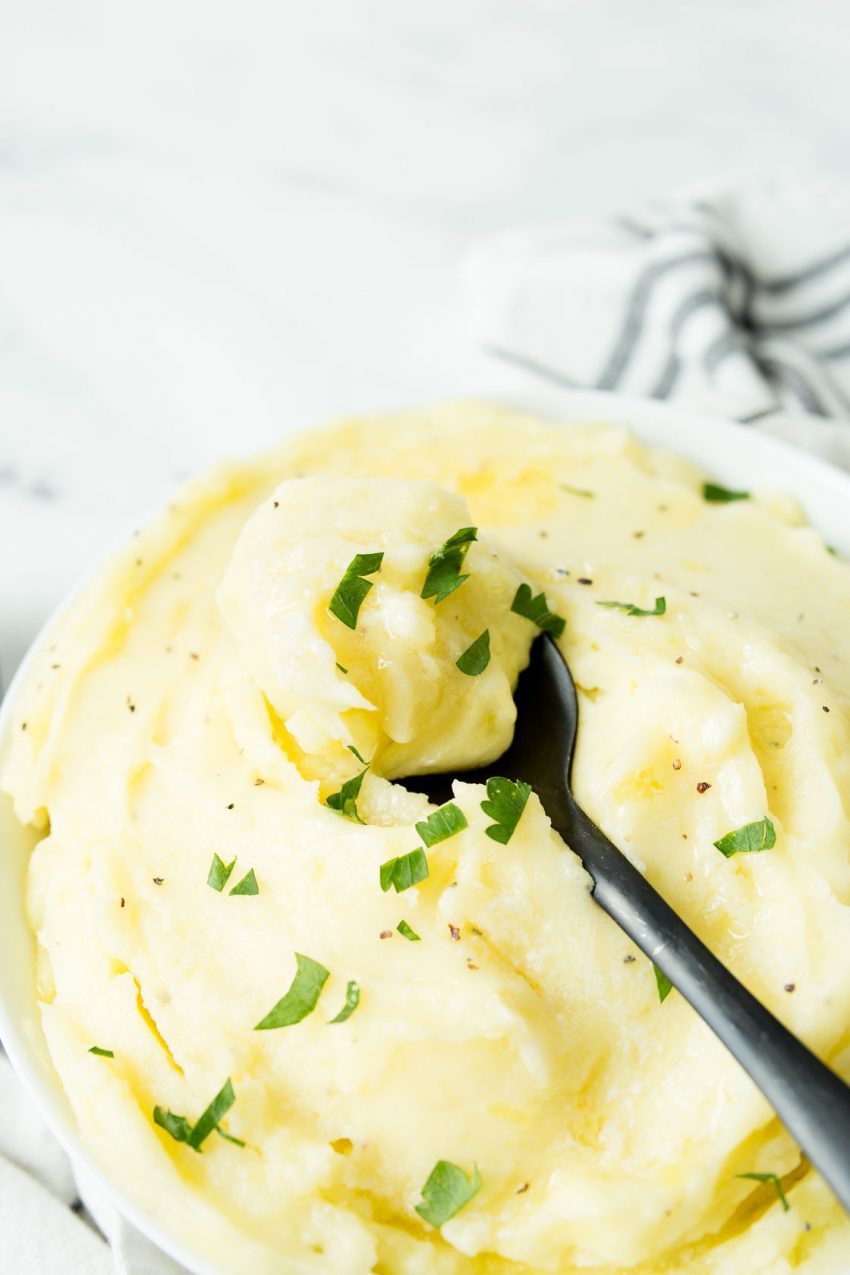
[3,402,850,1275]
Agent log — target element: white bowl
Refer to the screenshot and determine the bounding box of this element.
[2,390,850,1273]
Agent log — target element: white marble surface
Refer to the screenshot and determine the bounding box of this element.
[2,0,850,684]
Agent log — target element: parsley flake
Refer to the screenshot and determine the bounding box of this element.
[346,744,369,765]
[380,848,429,893]
[255,954,330,1030]
[714,817,776,858]
[421,527,477,604]
[326,765,369,823]
[737,1172,790,1212]
[415,803,468,848]
[415,1160,482,1228]
[703,482,749,503]
[511,583,565,638]
[653,965,673,1003]
[397,919,421,941]
[456,630,491,676]
[207,853,236,891]
[598,596,666,617]
[560,484,595,498]
[88,1046,114,1058]
[229,867,259,895]
[481,777,532,844]
[329,980,361,1024]
[153,1077,239,1153]
[329,552,384,629]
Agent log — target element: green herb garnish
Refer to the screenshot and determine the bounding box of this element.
[736,1171,790,1212]
[560,484,594,499]
[703,482,749,503]
[510,583,566,638]
[329,980,360,1024]
[456,630,491,676]
[415,1160,482,1228]
[397,919,421,941]
[416,803,468,848]
[598,596,666,617]
[88,1046,114,1058]
[654,965,673,1003]
[329,552,384,629]
[229,868,259,895]
[154,1077,239,1153]
[346,744,369,765]
[421,527,478,604]
[380,848,429,893]
[326,766,369,823]
[714,817,776,858]
[207,853,236,891]
[336,662,349,674]
[481,777,532,844]
[255,954,330,1030]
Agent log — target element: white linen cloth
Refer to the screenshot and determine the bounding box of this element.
[3,177,850,1274]
[465,178,850,469]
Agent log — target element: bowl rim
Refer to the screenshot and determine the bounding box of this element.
[2,388,850,1274]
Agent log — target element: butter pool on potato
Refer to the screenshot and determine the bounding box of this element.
[3,402,850,1275]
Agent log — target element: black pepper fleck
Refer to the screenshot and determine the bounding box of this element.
[516,1182,530,1195]
[696,782,711,793]
[120,897,125,908]
[823,705,831,713]
[227,803,235,810]
[578,577,593,586]
[153,877,164,886]
[448,924,461,941]
[784,982,796,993]
[623,954,636,965]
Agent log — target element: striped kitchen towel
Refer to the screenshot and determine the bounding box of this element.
[465,179,850,449]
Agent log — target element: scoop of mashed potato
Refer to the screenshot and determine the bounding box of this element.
[3,402,850,1275]
[218,476,532,781]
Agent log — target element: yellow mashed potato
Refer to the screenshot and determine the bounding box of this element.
[3,402,850,1275]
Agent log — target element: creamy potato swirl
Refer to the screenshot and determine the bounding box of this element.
[3,403,850,1274]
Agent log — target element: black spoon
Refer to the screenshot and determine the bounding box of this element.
[401,633,850,1214]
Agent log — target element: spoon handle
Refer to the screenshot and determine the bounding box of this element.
[561,799,850,1215]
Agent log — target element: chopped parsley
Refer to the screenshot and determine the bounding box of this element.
[397,919,421,941]
[255,954,330,1030]
[380,848,429,893]
[415,1160,482,1228]
[207,853,236,891]
[336,662,348,674]
[88,1046,114,1058]
[714,817,776,858]
[703,482,749,503]
[560,484,594,498]
[329,552,384,629]
[456,629,491,676]
[326,765,369,823]
[229,868,259,895]
[737,1171,790,1212]
[654,965,673,1003]
[346,744,369,765]
[511,583,566,638]
[415,803,468,847]
[481,777,532,844]
[329,980,361,1024]
[154,1077,240,1153]
[598,596,666,617]
[421,527,477,604]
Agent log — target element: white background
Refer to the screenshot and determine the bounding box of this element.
[2,0,850,680]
